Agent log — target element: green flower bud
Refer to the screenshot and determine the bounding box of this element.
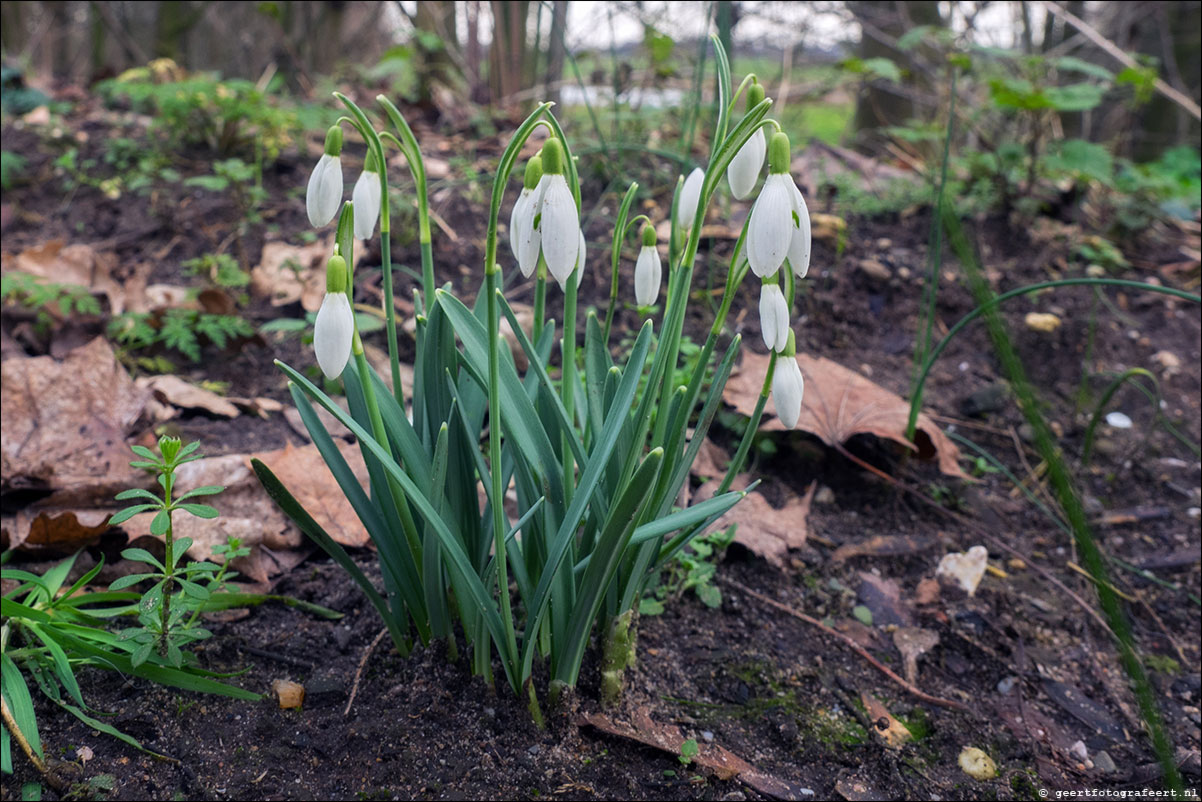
[524,154,543,190]
[747,80,765,110]
[641,223,657,248]
[784,328,797,357]
[768,131,791,175]
[363,149,379,173]
[323,125,343,158]
[326,254,348,294]
[541,137,564,176]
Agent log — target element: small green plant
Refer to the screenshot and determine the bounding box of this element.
[184,157,267,225]
[183,252,251,291]
[639,525,735,615]
[0,150,28,190]
[96,70,302,159]
[108,308,254,367]
[107,436,235,667]
[678,738,699,765]
[1,272,102,335]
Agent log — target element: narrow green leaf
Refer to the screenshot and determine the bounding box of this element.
[114,488,161,503]
[177,503,219,519]
[120,548,164,570]
[150,509,170,536]
[1,654,42,758]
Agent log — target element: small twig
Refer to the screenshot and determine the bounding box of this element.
[1042,1,1202,121]
[242,644,313,670]
[344,627,388,717]
[716,576,972,713]
[1,697,65,791]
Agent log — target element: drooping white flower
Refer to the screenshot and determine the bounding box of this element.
[531,138,580,288]
[746,131,810,279]
[351,151,381,241]
[306,126,344,228]
[727,128,766,200]
[509,154,542,277]
[313,255,353,379]
[634,226,662,307]
[772,347,804,429]
[727,81,767,200]
[759,281,789,353]
[677,167,704,231]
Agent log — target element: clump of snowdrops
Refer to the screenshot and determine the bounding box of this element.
[253,38,814,722]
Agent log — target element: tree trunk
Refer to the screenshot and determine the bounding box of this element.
[488,0,530,104]
[847,1,943,151]
[544,0,568,105]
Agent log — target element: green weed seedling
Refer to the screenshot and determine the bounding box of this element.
[108,436,237,667]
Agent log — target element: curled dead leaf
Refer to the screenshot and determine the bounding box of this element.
[723,351,967,479]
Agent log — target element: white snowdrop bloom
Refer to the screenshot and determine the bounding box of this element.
[633,226,662,307]
[533,138,580,288]
[313,255,353,380]
[306,126,344,228]
[727,128,766,200]
[509,154,542,277]
[772,348,805,429]
[726,81,767,200]
[677,167,704,231]
[759,281,789,353]
[351,152,381,241]
[747,131,810,279]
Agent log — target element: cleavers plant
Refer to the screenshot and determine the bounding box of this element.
[253,37,814,722]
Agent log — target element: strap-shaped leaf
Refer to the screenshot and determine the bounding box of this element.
[27,623,84,707]
[436,290,566,508]
[274,361,517,689]
[554,447,663,687]
[1,654,41,758]
[286,384,428,639]
[520,320,653,680]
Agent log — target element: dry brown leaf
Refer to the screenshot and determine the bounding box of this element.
[2,509,113,552]
[252,442,371,549]
[695,475,813,567]
[689,437,729,482]
[136,375,240,418]
[0,337,148,502]
[251,236,337,312]
[579,710,809,799]
[724,351,967,479]
[2,240,127,313]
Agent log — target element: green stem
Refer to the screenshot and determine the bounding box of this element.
[905,278,1201,441]
[1080,368,1157,466]
[159,471,174,657]
[718,353,776,496]
[486,266,521,681]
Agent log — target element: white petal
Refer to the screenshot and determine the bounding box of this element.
[352,170,381,240]
[306,153,343,228]
[759,283,790,353]
[747,174,793,278]
[677,167,705,231]
[727,128,766,200]
[313,292,354,379]
[634,245,662,306]
[508,188,533,272]
[787,180,812,278]
[538,175,579,286]
[772,357,804,429]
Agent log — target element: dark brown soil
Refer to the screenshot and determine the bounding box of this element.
[2,89,1200,801]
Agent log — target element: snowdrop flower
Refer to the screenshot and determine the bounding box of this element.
[313,254,353,379]
[509,154,542,277]
[676,167,704,231]
[771,330,805,429]
[306,126,344,228]
[726,82,766,200]
[634,225,662,307]
[746,131,811,279]
[531,137,580,288]
[759,279,789,353]
[351,150,381,241]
